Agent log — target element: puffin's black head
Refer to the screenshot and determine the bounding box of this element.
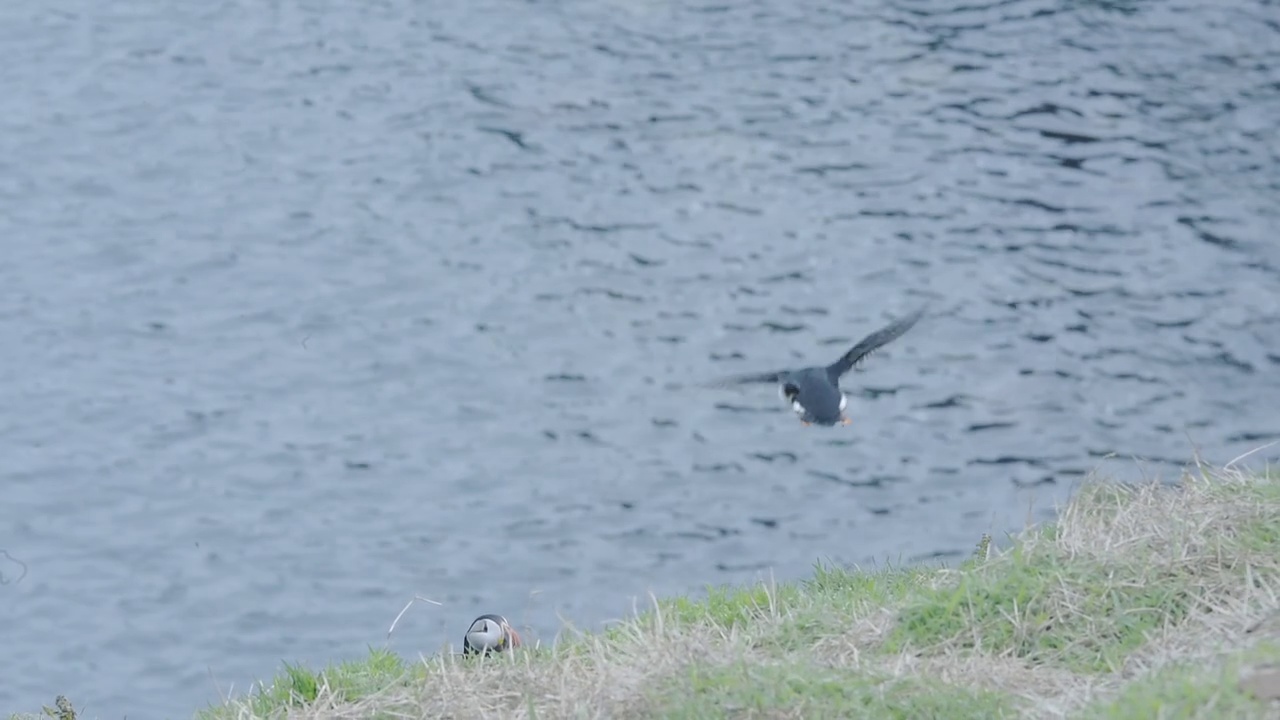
[779,369,850,427]
[463,614,521,656]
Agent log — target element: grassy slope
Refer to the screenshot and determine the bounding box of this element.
[12,465,1280,719]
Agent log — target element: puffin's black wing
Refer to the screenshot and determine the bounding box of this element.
[826,307,926,379]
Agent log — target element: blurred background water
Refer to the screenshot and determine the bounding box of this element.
[2,0,1278,716]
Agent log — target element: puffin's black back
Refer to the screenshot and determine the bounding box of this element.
[463,613,508,656]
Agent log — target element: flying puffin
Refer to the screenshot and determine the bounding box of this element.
[462,614,522,656]
[712,306,926,426]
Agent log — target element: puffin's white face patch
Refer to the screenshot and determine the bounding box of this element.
[839,393,847,411]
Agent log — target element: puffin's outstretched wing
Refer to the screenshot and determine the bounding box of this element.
[826,307,926,379]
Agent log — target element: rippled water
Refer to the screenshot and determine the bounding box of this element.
[3,0,1278,715]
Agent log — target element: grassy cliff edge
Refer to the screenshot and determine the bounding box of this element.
[14,465,1280,719]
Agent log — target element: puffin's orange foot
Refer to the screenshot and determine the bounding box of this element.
[801,420,812,427]
[840,416,852,426]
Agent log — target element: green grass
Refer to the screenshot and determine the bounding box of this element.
[659,582,805,628]
[13,464,1280,719]
[643,562,933,657]
[1076,643,1280,719]
[886,542,1200,672]
[885,469,1280,673]
[217,647,415,717]
[658,662,1020,719]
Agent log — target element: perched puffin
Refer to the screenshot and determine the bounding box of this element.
[712,306,926,427]
[463,614,522,656]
